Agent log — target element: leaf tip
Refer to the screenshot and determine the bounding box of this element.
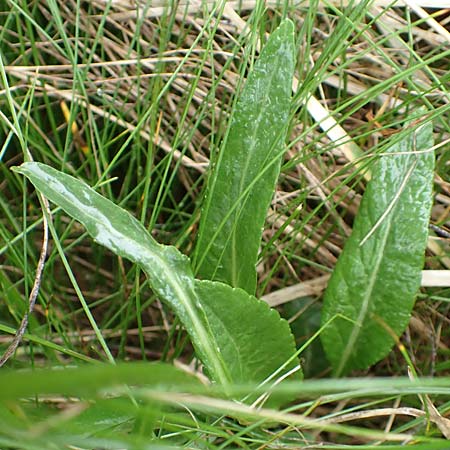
[10,164,25,174]
[281,18,295,33]
[11,161,37,176]
[276,18,295,45]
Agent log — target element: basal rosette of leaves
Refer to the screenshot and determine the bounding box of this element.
[13,15,301,401]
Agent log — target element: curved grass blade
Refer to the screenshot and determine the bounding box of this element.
[14,162,300,395]
[321,117,435,375]
[194,19,296,295]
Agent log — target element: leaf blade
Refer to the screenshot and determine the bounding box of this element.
[195,279,301,388]
[195,19,296,294]
[14,162,232,388]
[320,118,435,375]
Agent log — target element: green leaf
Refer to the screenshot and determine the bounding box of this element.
[321,117,435,375]
[195,280,300,385]
[0,362,197,401]
[194,19,296,295]
[14,162,300,394]
[14,162,229,386]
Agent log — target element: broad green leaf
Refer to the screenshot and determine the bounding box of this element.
[195,280,300,385]
[14,162,300,393]
[321,118,435,375]
[194,19,296,295]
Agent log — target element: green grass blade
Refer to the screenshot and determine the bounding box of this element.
[0,362,197,400]
[321,114,435,375]
[194,19,296,295]
[14,162,299,395]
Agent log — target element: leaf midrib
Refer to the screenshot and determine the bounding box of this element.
[92,212,232,388]
[151,258,231,387]
[336,155,419,375]
[336,216,393,375]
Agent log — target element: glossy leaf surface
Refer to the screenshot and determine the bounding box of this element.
[195,19,296,295]
[321,119,435,375]
[15,162,300,392]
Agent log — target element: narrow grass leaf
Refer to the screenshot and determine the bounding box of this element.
[194,19,296,295]
[14,162,299,394]
[321,117,435,375]
[0,362,197,401]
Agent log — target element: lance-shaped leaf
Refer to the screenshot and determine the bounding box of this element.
[321,118,435,375]
[194,19,296,295]
[14,162,300,392]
